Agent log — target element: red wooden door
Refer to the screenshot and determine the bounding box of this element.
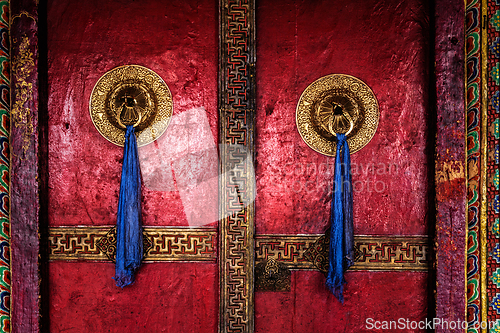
[46,1,220,332]
[9,0,467,332]
[43,0,441,332]
[253,0,431,332]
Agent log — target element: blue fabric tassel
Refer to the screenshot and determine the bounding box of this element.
[326,133,354,302]
[114,125,143,288]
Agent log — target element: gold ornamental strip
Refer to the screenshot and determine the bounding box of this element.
[255,234,429,271]
[480,0,489,328]
[255,235,319,269]
[48,226,218,262]
[219,0,256,332]
[49,226,109,260]
[49,227,429,271]
[352,235,429,271]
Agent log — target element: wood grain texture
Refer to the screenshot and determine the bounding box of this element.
[434,0,467,329]
[10,0,41,332]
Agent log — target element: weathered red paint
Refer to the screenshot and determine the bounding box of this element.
[255,0,432,236]
[256,271,429,332]
[254,0,432,330]
[46,0,218,331]
[49,262,218,332]
[47,0,218,228]
[8,0,467,332]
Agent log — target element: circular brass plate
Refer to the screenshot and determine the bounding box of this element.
[90,65,173,147]
[296,74,379,156]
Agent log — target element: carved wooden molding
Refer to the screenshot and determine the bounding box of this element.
[255,234,429,271]
[49,226,429,273]
[219,0,256,332]
[49,227,218,262]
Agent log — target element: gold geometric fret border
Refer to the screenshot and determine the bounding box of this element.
[49,226,218,262]
[255,234,429,271]
[49,227,429,271]
[219,0,256,332]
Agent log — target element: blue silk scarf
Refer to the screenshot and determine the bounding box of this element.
[326,133,354,302]
[113,125,143,288]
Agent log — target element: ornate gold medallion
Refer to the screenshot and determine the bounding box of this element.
[296,74,379,156]
[90,65,173,147]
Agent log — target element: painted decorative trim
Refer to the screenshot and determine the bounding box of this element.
[352,236,429,271]
[255,235,429,272]
[255,235,319,270]
[10,35,33,156]
[0,0,471,332]
[465,1,483,330]
[48,227,218,262]
[49,226,428,274]
[481,0,489,329]
[485,0,500,327]
[0,1,8,332]
[219,0,256,332]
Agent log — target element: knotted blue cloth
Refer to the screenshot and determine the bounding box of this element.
[113,125,143,288]
[326,133,354,302]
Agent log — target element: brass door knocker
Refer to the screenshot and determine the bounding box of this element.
[296,74,379,302]
[328,110,354,137]
[90,65,173,147]
[296,74,379,156]
[115,93,144,129]
[89,65,174,288]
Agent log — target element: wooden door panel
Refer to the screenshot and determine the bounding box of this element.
[6,0,461,332]
[8,0,468,332]
[254,0,431,331]
[47,1,219,332]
